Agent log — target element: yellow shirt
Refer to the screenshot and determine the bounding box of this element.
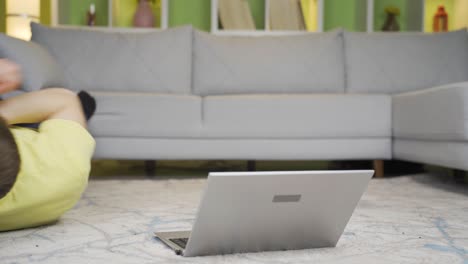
[0,119,95,231]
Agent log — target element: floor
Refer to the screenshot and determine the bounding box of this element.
[0,162,467,264]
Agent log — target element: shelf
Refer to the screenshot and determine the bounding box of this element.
[57,0,109,27]
[53,0,168,29]
[213,29,308,36]
[268,0,320,32]
[424,0,468,32]
[424,0,454,32]
[212,0,266,32]
[212,0,322,35]
[168,0,210,31]
[112,0,162,28]
[373,0,423,32]
[323,0,367,32]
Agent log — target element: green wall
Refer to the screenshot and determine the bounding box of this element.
[169,0,211,31]
[247,0,265,29]
[324,0,367,31]
[40,0,51,25]
[406,0,423,31]
[0,0,5,33]
[59,0,109,26]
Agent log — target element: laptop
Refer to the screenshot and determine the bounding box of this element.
[154,170,374,257]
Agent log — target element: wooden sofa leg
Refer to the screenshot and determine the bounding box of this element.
[247,160,256,171]
[373,160,384,178]
[145,160,157,177]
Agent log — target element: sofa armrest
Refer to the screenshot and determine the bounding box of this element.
[393,81,468,141]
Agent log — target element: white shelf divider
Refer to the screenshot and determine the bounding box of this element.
[264,0,270,31]
[51,0,58,26]
[367,0,374,32]
[108,0,113,27]
[211,0,219,33]
[161,0,169,29]
[317,0,324,32]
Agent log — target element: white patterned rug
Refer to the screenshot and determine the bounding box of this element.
[1,173,467,264]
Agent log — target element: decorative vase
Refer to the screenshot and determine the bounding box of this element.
[433,6,448,32]
[87,3,96,26]
[133,0,155,27]
[382,13,400,31]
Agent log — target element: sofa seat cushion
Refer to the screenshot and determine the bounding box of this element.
[393,82,468,141]
[193,30,345,95]
[94,138,391,160]
[344,30,468,94]
[31,23,193,94]
[201,94,391,138]
[88,92,202,138]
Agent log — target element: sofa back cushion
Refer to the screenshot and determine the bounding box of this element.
[31,23,192,94]
[344,30,468,94]
[193,30,345,95]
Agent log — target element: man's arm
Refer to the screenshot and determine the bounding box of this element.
[0,88,87,128]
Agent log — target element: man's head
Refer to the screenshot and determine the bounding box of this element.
[0,116,20,198]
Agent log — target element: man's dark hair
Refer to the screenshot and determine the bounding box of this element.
[0,116,20,199]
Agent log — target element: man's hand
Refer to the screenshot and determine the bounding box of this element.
[0,59,22,95]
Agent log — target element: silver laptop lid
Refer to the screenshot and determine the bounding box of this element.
[183,170,374,257]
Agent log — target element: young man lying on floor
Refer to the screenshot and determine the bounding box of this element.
[0,58,96,231]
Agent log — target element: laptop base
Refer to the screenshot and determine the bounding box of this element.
[155,231,191,256]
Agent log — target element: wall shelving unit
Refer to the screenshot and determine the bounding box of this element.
[44,0,468,35]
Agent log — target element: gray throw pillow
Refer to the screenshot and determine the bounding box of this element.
[0,33,67,92]
[31,22,193,93]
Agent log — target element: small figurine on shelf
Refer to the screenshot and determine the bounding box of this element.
[133,0,156,27]
[433,5,448,32]
[382,6,400,31]
[87,3,96,26]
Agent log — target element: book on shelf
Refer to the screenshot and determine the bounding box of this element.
[219,0,256,30]
[270,0,306,31]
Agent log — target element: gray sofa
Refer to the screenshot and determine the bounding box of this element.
[6,23,468,174]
